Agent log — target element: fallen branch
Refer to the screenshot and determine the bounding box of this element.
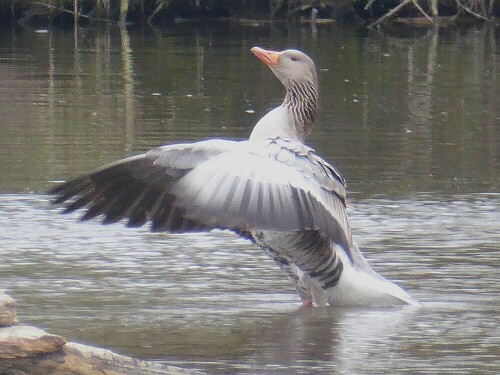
[367,0,438,28]
[455,0,491,20]
[410,0,433,23]
[147,0,164,26]
[367,0,413,28]
[364,0,377,11]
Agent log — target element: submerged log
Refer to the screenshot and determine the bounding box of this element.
[0,292,205,375]
[392,16,457,27]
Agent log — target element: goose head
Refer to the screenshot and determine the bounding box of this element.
[251,47,318,90]
[251,47,319,141]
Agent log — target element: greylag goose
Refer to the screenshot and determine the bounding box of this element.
[49,47,419,307]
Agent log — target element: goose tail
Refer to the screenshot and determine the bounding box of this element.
[331,243,421,307]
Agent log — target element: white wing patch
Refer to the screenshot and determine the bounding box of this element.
[173,147,352,250]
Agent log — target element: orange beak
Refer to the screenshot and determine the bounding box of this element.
[251,47,281,68]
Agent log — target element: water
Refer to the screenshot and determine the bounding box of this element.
[0,24,498,374]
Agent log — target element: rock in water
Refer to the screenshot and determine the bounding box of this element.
[0,325,66,359]
[0,291,17,326]
[0,292,205,374]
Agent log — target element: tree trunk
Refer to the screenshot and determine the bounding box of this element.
[120,0,129,25]
[430,0,438,16]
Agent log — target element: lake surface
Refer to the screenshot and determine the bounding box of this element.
[0,23,498,374]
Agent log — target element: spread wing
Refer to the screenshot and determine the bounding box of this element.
[49,137,353,251]
[49,139,240,231]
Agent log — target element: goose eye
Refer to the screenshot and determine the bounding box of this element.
[290,56,298,62]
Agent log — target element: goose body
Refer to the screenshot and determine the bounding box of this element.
[49,47,418,307]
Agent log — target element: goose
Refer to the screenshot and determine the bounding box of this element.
[48,47,419,307]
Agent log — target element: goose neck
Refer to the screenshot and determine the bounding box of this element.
[282,81,318,140]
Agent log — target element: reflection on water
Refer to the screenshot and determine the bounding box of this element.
[0,25,497,194]
[0,24,498,374]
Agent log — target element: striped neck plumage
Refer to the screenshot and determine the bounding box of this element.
[282,80,318,141]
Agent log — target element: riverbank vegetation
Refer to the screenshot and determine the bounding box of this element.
[0,0,498,28]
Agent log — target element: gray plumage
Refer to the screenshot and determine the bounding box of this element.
[49,47,418,307]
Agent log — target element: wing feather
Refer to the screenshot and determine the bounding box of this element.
[49,137,352,254]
